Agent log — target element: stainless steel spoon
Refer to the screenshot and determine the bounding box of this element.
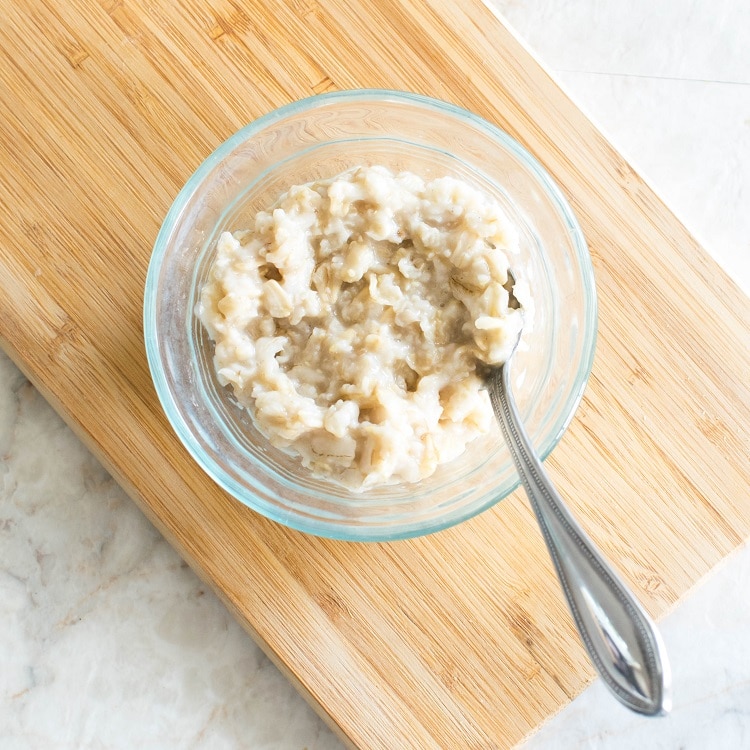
[485,277,671,716]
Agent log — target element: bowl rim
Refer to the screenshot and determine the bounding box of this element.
[144,88,598,541]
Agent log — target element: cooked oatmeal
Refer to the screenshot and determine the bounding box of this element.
[197,166,529,489]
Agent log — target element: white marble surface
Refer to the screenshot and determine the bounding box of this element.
[1,0,749,747]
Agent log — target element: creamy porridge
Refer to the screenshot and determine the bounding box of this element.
[197,166,529,489]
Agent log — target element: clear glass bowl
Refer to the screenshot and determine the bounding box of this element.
[144,89,597,541]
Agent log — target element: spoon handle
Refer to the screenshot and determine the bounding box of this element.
[488,366,671,716]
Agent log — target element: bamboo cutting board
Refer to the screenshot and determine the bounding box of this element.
[1,0,749,747]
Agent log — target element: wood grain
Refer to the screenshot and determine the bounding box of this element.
[1,0,749,747]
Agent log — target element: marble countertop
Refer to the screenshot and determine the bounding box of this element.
[2,0,748,747]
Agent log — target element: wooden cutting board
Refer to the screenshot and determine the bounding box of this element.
[2,1,749,747]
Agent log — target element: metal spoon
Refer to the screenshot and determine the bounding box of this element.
[485,275,671,716]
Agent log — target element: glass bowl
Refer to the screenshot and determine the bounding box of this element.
[144,89,597,542]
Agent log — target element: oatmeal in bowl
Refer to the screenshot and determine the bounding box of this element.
[198,166,533,490]
[144,90,596,540]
